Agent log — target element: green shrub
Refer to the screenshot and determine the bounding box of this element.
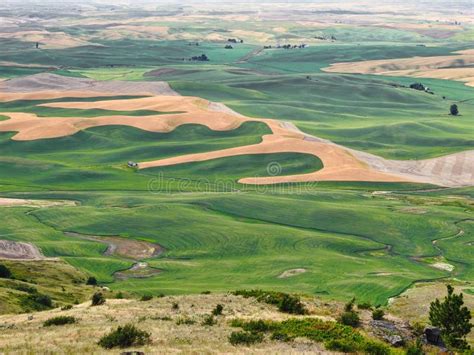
[232,317,391,353]
[43,316,76,327]
[201,290,211,294]
[86,276,97,286]
[115,292,124,299]
[372,309,385,320]
[363,341,391,355]
[201,315,216,326]
[98,324,151,349]
[344,297,356,312]
[241,320,274,333]
[61,304,73,311]
[91,292,106,306]
[13,284,37,294]
[140,294,153,302]
[176,317,195,325]
[405,339,424,355]
[233,290,306,315]
[339,311,360,327]
[229,331,264,346]
[21,293,54,310]
[278,294,306,315]
[212,304,223,316]
[0,264,12,279]
[325,338,358,352]
[357,302,372,310]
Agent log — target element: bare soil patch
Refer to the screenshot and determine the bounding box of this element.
[277,268,307,278]
[0,240,43,260]
[0,197,77,208]
[64,232,163,260]
[114,262,161,280]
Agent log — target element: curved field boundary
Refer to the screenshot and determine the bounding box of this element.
[0,91,472,186]
[322,49,474,87]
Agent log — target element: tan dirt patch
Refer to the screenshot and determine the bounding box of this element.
[0,240,43,260]
[64,232,163,260]
[278,268,307,278]
[0,197,76,208]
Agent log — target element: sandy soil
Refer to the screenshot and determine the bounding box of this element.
[0,88,472,187]
[323,49,474,87]
[0,240,43,260]
[63,232,162,260]
[278,268,307,279]
[0,197,77,208]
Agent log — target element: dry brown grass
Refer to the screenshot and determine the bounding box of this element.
[0,294,338,354]
[323,49,474,87]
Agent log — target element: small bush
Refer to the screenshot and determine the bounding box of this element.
[357,302,372,310]
[172,302,179,310]
[411,322,425,337]
[406,339,424,355]
[98,324,151,349]
[86,276,97,286]
[61,304,73,311]
[363,341,390,355]
[212,304,223,316]
[229,331,263,346]
[14,284,37,294]
[115,292,124,299]
[176,317,195,325]
[140,294,153,302]
[232,289,307,314]
[0,264,12,279]
[344,297,356,312]
[201,314,216,326]
[372,309,385,320]
[201,290,211,294]
[43,316,76,327]
[278,294,306,315]
[91,292,106,306]
[241,320,274,333]
[325,338,358,352]
[339,311,360,327]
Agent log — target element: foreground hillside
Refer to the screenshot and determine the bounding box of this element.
[0,290,459,354]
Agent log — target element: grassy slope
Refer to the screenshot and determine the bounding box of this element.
[0,259,93,314]
[0,36,472,306]
[2,187,469,305]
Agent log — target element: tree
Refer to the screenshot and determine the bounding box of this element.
[0,264,12,278]
[450,104,459,116]
[429,285,472,350]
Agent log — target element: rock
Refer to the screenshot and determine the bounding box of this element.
[383,334,404,347]
[424,326,443,345]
